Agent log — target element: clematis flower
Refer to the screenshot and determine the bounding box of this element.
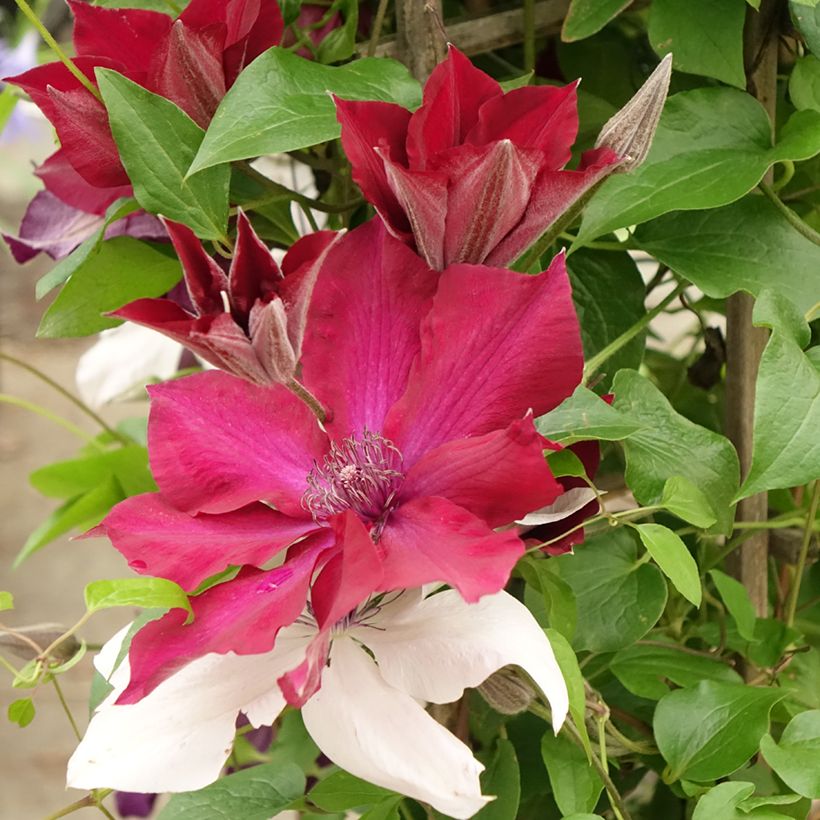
[5,0,283,189]
[334,45,621,270]
[111,213,339,386]
[90,217,583,702]
[68,587,569,819]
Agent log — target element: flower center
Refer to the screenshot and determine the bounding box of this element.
[303,430,404,526]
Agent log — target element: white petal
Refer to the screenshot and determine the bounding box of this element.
[67,626,310,793]
[76,324,183,408]
[357,589,569,733]
[516,487,599,526]
[302,637,488,819]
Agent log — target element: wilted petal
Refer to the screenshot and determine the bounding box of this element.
[516,486,598,527]
[92,493,320,590]
[248,298,297,383]
[147,371,328,516]
[379,496,525,603]
[300,220,437,438]
[385,255,583,464]
[76,323,183,408]
[401,416,562,528]
[302,637,488,819]
[358,588,568,733]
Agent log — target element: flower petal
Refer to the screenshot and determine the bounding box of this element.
[229,210,282,317]
[379,496,525,602]
[358,588,569,732]
[92,493,320,590]
[147,370,327,516]
[401,416,562,528]
[300,220,438,437]
[384,254,583,464]
[119,538,330,703]
[68,635,308,793]
[302,637,488,819]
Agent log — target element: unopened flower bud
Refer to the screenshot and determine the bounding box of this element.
[0,623,80,661]
[595,53,673,173]
[478,666,536,715]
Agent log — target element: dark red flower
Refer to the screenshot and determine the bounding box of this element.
[335,45,621,270]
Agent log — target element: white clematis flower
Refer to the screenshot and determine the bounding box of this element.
[68,588,568,819]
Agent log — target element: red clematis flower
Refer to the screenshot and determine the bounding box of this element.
[5,0,283,189]
[335,45,621,270]
[111,212,338,386]
[90,217,583,704]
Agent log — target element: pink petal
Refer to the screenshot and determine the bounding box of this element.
[384,254,583,464]
[485,146,620,268]
[92,493,320,590]
[241,0,285,66]
[118,538,331,704]
[147,370,328,516]
[300,220,438,438]
[36,150,131,214]
[229,211,282,318]
[466,83,579,168]
[379,496,525,602]
[277,629,329,707]
[335,97,413,238]
[437,140,540,266]
[405,45,500,170]
[380,154,448,270]
[68,0,170,78]
[401,416,562,528]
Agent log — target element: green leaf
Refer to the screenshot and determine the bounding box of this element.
[84,578,192,617]
[790,54,820,111]
[613,369,740,534]
[315,0,358,64]
[551,528,667,652]
[635,523,702,606]
[611,642,742,700]
[35,199,141,300]
[753,289,812,348]
[545,449,587,478]
[16,478,123,566]
[648,0,746,87]
[0,591,13,611]
[693,782,795,820]
[561,816,606,820]
[190,49,421,174]
[661,476,718,528]
[654,680,785,782]
[635,196,820,315]
[7,697,35,728]
[0,85,18,135]
[540,731,604,815]
[792,0,820,56]
[96,68,230,240]
[475,739,520,820]
[561,0,631,41]
[546,629,591,758]
[738,334,820,498]
[760,709,820,797]
[158,761,306,820]
[567,249,648,387]
[520,558,578,640]
[536,385,642,444]
[308,770,393,811]
[708,569,757,641]
[37,238,182,338]
[358,797,402,820]
[577,89,820,244]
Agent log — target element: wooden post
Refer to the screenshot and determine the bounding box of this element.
[395,0,447,82]
[726,0,782,617]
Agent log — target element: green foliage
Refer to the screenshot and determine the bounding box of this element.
[760,710,820,798]
[84,578,192,617]
[541,731,604,815]
[561,0,631,42]
[635,522,702,606]
[308,770,394,811]
[0,591,13,611]
[475,739,520,819]
[7,697,35,728]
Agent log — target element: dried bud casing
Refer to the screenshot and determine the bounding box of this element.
[478,666,536,715]
[595,53,673,173]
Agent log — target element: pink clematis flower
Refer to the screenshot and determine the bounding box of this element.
[334,45,621,270]
[5,0,283,190]
[91,217,583,704]
[111,212,338,386]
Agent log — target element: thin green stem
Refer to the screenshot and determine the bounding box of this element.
[42,795,96,820]
[52,676,81,742]
[0,394,97,444]
[771,160,795,192]
[14,0,103,102]
[523,0,536,73]
[785,482,820,628]
[40,612,93,665]
[583,281,688,381]
[759,182,820,246]
[0,352,128,443]
[367,0,390,57]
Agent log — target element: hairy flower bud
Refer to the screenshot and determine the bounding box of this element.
[478,666,537,715]
[595,53,673,173]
